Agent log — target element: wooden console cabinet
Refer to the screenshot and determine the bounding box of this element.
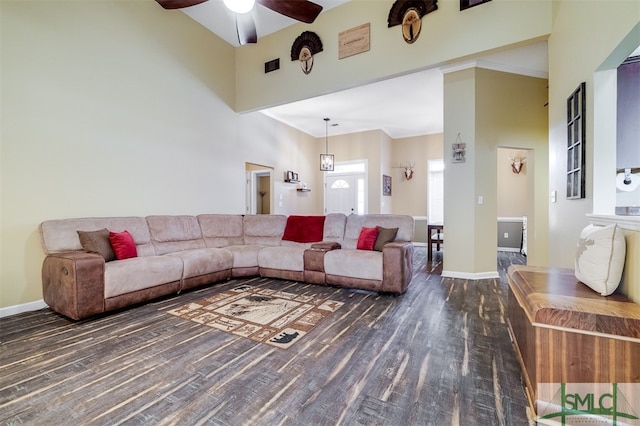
[506,265,640,414]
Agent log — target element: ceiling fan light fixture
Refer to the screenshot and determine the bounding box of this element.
[223,0,255,14]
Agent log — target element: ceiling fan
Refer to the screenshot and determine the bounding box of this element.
[156,0,323,45]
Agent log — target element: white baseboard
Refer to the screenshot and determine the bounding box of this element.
[441,270,500,280]
[0,299,48,318]
[498,247,522,253]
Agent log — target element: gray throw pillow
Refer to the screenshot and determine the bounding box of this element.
[77,228,116,262]
[374,227,399,252]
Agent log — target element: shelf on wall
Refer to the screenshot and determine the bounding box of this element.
[297,188,311,192]
[285,179,300,184]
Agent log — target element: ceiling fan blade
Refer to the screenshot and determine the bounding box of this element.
[236,13,258,45]
[155,0,208,10]
[257,0,323,24]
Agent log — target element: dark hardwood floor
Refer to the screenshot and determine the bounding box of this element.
[0,247,532,425]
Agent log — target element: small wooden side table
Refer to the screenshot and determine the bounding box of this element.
[427,223,443,261]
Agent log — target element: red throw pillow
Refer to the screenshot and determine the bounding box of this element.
[109,230,138,260]
[357,226,379,250]
[282,215,326,243]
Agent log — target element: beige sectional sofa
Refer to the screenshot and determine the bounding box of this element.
[39,213,414,320]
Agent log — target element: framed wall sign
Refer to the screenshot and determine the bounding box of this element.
[339,23,370,59]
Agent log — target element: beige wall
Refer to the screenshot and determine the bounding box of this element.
[235,0,552,112]
[0,1,320,309]
[317,130,385,213]
[390,134,444,217]
[548,1,638,266]
[547,2,639,300]
[443,68,479,275]
[313,131,443,217]
[443,68,548,276]
[497,148,529,218]
[3,0,638,310]
[381,132,393,214]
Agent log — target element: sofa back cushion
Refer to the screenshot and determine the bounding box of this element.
[147,215,205,255]
[342,214,414,250]
[323,213,347,243]
[40,217,154,256]
[243,215,287,246]
[198,214,244,247]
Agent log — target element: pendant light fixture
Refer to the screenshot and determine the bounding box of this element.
[320,117,334,171]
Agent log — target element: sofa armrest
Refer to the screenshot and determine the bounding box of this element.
[310,241,341,250]
[382,241,414,294]
[42,251,106,320]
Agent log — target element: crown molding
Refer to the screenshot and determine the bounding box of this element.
[440,59,548,79]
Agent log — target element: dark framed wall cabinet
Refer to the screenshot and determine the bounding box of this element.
[566,82,586,199]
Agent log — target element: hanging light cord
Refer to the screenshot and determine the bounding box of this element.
[324,117,330,154]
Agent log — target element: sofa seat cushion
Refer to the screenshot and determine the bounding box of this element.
[324,249,383,281]
[167,248,233,279]
[104,255,183,298]
[225,245,261,268]
[258,246,306,272]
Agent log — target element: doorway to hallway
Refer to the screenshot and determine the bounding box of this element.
[245,162,273,214]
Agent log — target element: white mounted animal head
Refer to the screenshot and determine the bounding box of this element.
[509,156,526,174]
[401,162,415,180]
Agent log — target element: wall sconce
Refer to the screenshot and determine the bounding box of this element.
[510,156,526,174]
[320,117,334,171]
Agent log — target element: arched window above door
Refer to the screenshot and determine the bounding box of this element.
[331,179,350,189]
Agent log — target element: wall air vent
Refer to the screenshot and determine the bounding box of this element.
[264,58,280,74]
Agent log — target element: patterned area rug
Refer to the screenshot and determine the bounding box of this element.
[167,284,344,349]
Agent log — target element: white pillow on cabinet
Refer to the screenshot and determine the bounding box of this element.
[574,224,626,296]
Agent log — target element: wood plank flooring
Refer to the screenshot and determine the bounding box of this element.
[0,248,533,425]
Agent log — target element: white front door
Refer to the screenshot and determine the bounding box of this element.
[326,174,357,215]
[324,160,367,215]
